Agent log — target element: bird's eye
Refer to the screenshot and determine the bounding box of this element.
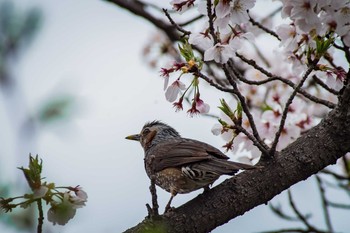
[143,128,150,135]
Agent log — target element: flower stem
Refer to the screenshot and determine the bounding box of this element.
[37,199,44,233]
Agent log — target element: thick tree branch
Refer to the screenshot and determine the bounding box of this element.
[124,82,350,232]
[107,2,350,232]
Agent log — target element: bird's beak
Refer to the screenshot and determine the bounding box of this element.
[125,134,141,141]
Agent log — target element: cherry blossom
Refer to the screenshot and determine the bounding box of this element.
[187,93,210,116]
[204,43,235,64]
[173,97,184,112]
[47,193,77,226]
[196,97,210,113]
[325,71,345,91]
[165,80,186,102]
[211,123,223,136]
[215,0,256,26]
[154,0,347,164]
[276,24,299,51]
[188,31,213,50]
[70,186,88,208]
[33,186,49,199]
[170,0,195,12]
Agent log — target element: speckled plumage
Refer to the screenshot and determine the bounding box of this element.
[126,120,256,211]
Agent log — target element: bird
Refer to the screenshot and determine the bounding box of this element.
[125,120,257,212]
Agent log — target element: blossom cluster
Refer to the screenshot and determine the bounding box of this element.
[280,0,350,47]
[47,186,88,225]
[153,0,349,162]
[0,155,87,227]
[213,95,315,163]
[276,0,349,90]
[188,0,256,64]
[160,42,210,116]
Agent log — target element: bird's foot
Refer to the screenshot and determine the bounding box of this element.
[146,203,160,219]
[164,205,175,214]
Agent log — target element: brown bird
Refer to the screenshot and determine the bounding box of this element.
[125,120,256,212]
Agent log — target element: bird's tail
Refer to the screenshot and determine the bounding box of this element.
[192,159,257,176]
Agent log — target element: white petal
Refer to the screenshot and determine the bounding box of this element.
[177,80,186,90]
[204,46,216,61]
[211,124,223,136]
[165,85,179,102]
[199,103,210,113]
[163,76,169,90]
[216,1,231,18]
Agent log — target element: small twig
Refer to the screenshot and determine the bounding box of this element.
[149,176,159,216]
[223,61,270,156]
[234,124,270,156]
[235,52,336,109]
[37,199,44,233]
[269,203,300,221]
[312,75,340,95]
[179,15,204,26]
[321,178,350,191]
[287,190,315,230]
[251,42,271,68]
[206,0,218,44]
[149,175,159,216]
[162,8,191,36]
[328,202,350,209]
[249,15,280,40]
[340,38,350,64]
[270,63,317,155]
[316,175,334,233]
[196,71,235,93]
[321,169,350,181]
[145,154,159,217]
[261,6,283,23]
[107,0,180,42]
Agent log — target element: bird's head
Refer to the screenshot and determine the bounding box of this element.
[125,120,181,150]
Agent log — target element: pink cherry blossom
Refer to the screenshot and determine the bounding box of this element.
[196,98,210,113]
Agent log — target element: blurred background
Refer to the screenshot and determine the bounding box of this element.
[0,0,349,232]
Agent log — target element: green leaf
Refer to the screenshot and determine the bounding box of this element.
[236,102,242,119]
[261,103,273,112]
[18,154,43,191]
[178,39,194,62]
[314,35,334,59]
[218,99,234,120]
[218,118,228,127]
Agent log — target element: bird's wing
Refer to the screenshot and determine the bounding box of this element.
[149,138,229,172]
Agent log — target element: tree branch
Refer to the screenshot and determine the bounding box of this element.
[235,52,336,109]
[162,8,191,36]
[123,81,350,233]
[270,63,316,155]
[106,0,180,42]
[316,176,334,233]
[287,190,314,230]
[223,60,270,156]
[249,15,280,40]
